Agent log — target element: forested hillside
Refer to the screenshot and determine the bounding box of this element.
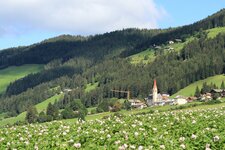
[0,9,225,118]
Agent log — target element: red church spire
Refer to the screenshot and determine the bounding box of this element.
[153,79,157,89]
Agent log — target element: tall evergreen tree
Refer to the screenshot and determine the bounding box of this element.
[221,81,225,89]
[194,86,201,97]
[46,103,59,120]
[26,106,38,124]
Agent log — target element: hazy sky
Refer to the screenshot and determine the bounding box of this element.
[0,0,225,50]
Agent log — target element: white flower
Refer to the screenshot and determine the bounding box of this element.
[118,145,125,150]
[138,145,143,150]
[34,144,39,150]
[123,144,128,148]
[179,137,185,143]
[73,143,81,148]
[213,135,220,142]
[134,132,139,137]
[115,140,121,145]
[160,145,165,149]
[192,120,196,124]
[205,144,211,150]
[152,128,157,131]
[63,132,67,135]
[0,138,4,142]
[107,134,111,138]
[24,141,29,145]
[130,145,136,149]
[191,134,197,139]
[180,144,186,149]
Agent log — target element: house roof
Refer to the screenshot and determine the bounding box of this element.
[211,89,223,93]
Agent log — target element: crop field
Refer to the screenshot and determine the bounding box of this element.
[0,105,225,149]
[0,64,43,94]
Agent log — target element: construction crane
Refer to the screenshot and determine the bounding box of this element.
[111,89,130,100]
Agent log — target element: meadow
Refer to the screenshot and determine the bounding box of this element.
[207,27,225,38]
[0,64,43,94]
[0,94,64,127]
[0,104,225,149]
[172,74,225,97]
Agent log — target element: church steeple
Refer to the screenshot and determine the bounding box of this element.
[153,79,157,89]
[152,79,158,103]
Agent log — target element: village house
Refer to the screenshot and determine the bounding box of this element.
[63,88,73,93]
[186,96,197,102]
[210,89,225,97]
[174,95,187,105]
[175,39,182,42]
[168,41,174,44]
[128,99,147,109]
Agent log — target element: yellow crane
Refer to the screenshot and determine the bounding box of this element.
[111,89,130,100]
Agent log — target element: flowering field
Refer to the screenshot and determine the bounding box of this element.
[0,107,225,149]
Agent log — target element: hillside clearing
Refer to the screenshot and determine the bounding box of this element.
[85,82,98,93]
[172,74,225,97]
[0,64,43,94]
[0,94,64,127]
[207,26,225,38]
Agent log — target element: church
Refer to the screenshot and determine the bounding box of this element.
[145,80,170,106]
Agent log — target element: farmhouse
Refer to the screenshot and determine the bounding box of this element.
[63,88,72,93]
[168,41,174,44]
[175,39,182,42]
[129,99,147,109]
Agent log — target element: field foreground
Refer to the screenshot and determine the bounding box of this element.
[0,106,225,149]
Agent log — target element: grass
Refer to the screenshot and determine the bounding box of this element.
[129,49,155,64]
[87,107,97,113]
[207,27,225,38]
[0,94,64,127]
[85,82,98,93]
[172,74,225,97]
[35,94,64,113]
[0,64,43,94]
[0,113,7,120]
[129,37,195,64]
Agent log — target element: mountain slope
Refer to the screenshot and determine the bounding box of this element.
[0,29,163,68]
[172,74,225,97]
[0,94,63,126]
[0,64,43,94]
[0,9,225,118]
[121,9,225,57]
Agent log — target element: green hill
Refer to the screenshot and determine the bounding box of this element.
[0,93,63,127]
[207,26,225,38]
[0,64,43,94]
[172,74,225,97]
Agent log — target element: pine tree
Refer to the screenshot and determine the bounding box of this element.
[221,81,225,89]
[201,82,211,94]
[26,106,38,124]
[194,86,201,97]
[46,103,59,120]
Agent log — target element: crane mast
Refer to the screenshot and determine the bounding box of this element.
[111,89,130,100]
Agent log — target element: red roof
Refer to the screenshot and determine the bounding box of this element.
[153,79,157,89]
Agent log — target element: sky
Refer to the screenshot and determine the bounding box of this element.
[0,0,225,50]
